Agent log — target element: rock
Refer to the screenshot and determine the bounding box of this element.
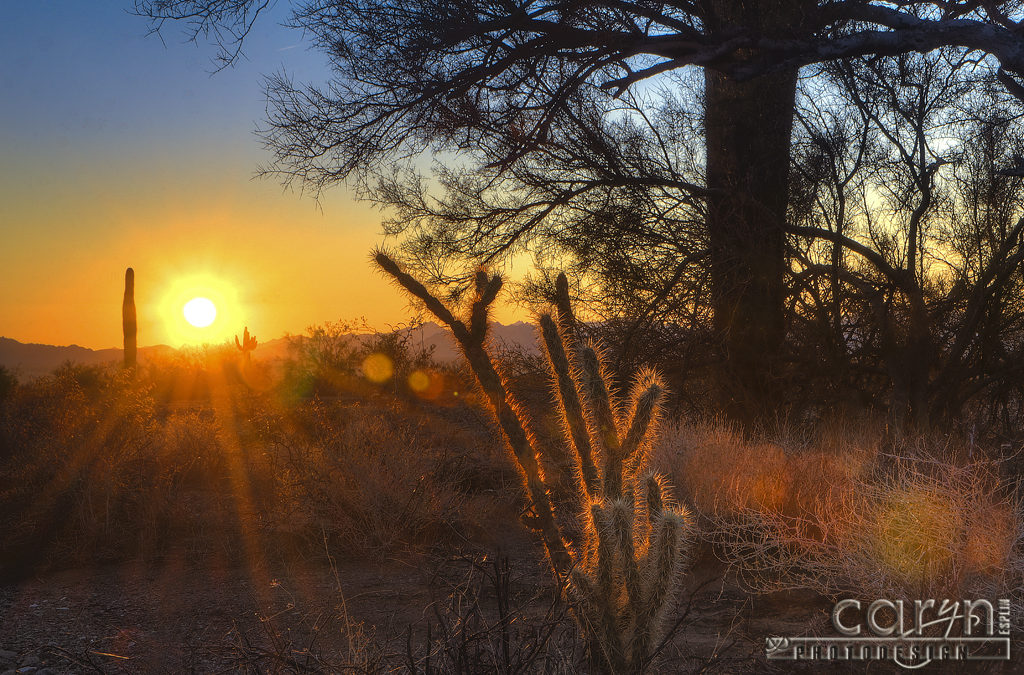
[1,669,15,675]
[15,667,36,675]
[0,650,15,664]
[34,669,56,675]
[19,655,39,667]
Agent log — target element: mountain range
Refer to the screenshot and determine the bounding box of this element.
[0,322,539,380]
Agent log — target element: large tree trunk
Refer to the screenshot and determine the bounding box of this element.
[704,67,798,425]
[702,0,810,427]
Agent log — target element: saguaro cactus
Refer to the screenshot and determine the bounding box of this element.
[235,326,257,364]
[122,267,137,369]
[375,252,692,673]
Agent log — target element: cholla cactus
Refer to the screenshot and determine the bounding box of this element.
[375,252,692,673]
[235,326,257,363]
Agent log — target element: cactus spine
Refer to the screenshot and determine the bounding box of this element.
[375,253,692,673]
[235,326,257,363]
[122,267,136,369]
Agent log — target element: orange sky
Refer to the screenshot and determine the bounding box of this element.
[0,5,527,350]
[0,149,527,349]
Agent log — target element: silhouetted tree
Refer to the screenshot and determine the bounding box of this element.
[787,52,1024,430]
[135,0,1024,425]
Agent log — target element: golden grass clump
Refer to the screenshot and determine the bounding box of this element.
[654,419,1023,600]
[659,420,874,523]
[872,483,964,584]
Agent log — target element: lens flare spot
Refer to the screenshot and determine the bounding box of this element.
[362,353,394,383]
[408,370,430,392]
[408,369,444,399]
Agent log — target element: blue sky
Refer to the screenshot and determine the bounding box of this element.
[0,2,320,164]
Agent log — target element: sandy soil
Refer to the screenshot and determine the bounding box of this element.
[0,536,847,674]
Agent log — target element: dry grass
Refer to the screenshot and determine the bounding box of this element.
[209,551,584,674]
[5,357,1021,603]
[255,398,514,555]
[653,418,1024,608]
[6,344,1024,669]
[0,354,516,578]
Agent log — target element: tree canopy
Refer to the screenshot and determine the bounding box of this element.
[136,0,1024,428]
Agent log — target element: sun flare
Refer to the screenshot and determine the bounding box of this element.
[183,297,217,328]
[158,272,244,346]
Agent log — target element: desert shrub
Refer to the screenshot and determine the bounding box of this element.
[805,455,1022,598]
[0,359,286,576]
[156,409,228,489]
[221,596,387,673]
[0,339,532,577]
[281,319,444,403]
[358,322,437,396]
[219,553,583,673]
[0,365,16,403]
[404,553,583,673]
[655,419,1024,602]
[142,343,247,404]
[0,364,178,573]
[280,320,366,401]
[0,365,88,464]
[257,398,489,555]
[657,419,877,522]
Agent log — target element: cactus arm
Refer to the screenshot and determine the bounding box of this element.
[470,344,572,573]
[375,252,572,576]
[632,509,689,669]
[591,502,625,668]
[644,473,665,527]
[611,498,643,614]
[554,272,578,345]
[579,345,627,498]
[579,346,621,455]
[374,251,469,343]
[469,270,502,344]
[539,313,600,499]
[620,370,666,467]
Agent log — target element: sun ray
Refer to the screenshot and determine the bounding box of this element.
[207,360,275,609]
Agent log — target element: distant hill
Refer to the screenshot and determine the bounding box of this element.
[393,321,538,362]
[0,322,539,380]
[0,338,178,380]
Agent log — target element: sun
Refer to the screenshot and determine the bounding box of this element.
[158,271,245,345]
[183,297,217,328]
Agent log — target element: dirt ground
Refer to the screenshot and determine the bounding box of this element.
[0,534,845,674]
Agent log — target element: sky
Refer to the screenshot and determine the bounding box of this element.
[0,2,525,349]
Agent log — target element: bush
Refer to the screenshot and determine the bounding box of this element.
[0,364,174,573]
[654,418,1024,602]
[279,319,442,402]
[257,398,498,554]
